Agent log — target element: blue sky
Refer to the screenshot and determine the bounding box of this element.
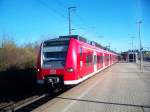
[0,0,149,52]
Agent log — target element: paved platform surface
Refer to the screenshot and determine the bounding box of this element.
[33,63,150,112]
[143,61,150,71]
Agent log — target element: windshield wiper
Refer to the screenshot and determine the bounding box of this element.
[44,58,64,61]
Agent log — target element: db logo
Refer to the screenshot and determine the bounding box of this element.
[50,69,56,74]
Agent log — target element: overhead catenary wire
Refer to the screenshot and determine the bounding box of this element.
[51,0,100,37]
[37,0,83,35]
[53,0,115,51]
[37,0,67,19]
[36,0,108,48]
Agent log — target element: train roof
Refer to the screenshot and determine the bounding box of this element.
[45,35,118,55]
[59,35,118,55]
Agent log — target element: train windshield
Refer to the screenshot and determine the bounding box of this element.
[42,40,69,68]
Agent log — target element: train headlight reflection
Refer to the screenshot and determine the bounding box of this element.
[66,68,74,72]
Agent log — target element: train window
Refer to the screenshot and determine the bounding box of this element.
[107,56,109,61]
[44,52,66,59]
[97,56,103,63]
[97,56,100,63]
[80,47,82,58]
[43,40,69,47]
[86,54,93,66]
[42,40,69,68]
[43,52,67,68]
[100,56,103,63]
[105,56,109,62]
[86,55,89,66]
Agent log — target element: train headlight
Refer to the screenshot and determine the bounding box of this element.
[66,68,74,72]
[37,69,40,72]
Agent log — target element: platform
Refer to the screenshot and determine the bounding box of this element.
[33,63,150,112]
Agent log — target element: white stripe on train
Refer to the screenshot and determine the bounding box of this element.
[64,63,114,85]
[37,63,115,85]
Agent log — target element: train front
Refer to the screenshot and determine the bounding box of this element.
[36,38,70,88]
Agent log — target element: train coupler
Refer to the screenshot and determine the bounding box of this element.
[45,76,64,88]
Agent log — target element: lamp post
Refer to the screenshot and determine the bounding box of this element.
[68,7,76,35]
[137,20,143,71]
[130,37,135,62]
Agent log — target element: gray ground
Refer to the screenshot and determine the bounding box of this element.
[33,63,150,112]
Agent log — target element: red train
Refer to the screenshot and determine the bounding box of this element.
[36,35,118,88]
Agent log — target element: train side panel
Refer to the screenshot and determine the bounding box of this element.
[64,38,78,83]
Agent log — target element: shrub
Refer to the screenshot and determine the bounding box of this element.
[0,40,38,71]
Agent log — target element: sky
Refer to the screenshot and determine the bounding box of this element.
[0,0,150,52]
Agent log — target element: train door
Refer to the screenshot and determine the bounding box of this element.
[93,51,97,72]
[103,53,105,68]
[108,54,111,65]
[100,53,103,68]
[79,47,84,78]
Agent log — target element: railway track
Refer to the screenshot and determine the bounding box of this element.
[0,87,71,112]
[0,94,48,112]
[0,102,14,111]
